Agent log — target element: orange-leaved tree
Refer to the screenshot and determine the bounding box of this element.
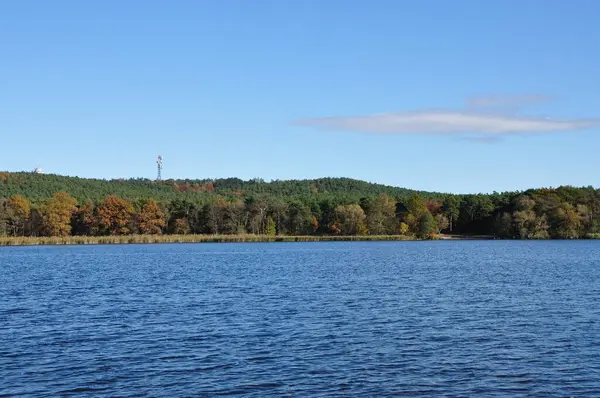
[7,195,31,236]
[136,199,166,235]
[40,192,78,236]
[96,195,134,235]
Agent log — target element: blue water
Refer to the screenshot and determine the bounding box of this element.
[1,241,600,397]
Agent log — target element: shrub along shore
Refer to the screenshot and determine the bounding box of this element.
[0,234,418,246]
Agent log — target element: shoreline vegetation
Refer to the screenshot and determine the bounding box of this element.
[0,234,419,246]
[2,233,597,247]
[1,172,600,243]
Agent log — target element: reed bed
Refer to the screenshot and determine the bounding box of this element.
[0,234,415,246]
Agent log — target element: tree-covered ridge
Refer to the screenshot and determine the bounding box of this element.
[0,172,435,203]
[0,171,599,239]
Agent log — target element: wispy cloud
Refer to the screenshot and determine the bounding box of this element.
[459,136,503,144]
[466,94,553,108]
[294,100,600,141]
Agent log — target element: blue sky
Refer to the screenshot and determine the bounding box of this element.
[1,0,599,194]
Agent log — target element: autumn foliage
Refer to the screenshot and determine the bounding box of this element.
[40,192,77,236]
[7,195,31,236]
[137,199,166,235]
[96,195,134,235]
[1,173,600,240]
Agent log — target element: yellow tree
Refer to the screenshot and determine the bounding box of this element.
[366,194,397,235]
[334,204,367,235]
[137,199,166,235]
[399,222,409,235]
[96,195,134,235]
[265,216,276,236]
[554,203,581,239]
[404,194,429,235]
[7,195,31,236]
[40,192,78,236]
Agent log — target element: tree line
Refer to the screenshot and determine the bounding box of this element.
[1,175,599,239]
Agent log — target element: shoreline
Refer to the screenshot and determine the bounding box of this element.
[1,234,597,247]
[0,234,418,247]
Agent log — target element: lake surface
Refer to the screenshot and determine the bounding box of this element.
[1,241,600,397]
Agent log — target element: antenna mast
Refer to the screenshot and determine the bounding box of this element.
[156,155,163,181]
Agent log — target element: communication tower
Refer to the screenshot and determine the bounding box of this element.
[157,155,163,181]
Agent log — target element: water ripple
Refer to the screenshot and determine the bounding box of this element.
[1,241,600,396]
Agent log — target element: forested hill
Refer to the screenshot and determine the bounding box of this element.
[1,171,599,240]
[0,172,439,203]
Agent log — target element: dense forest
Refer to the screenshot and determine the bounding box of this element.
[0,172,599,239]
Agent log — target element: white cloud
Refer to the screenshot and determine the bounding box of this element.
[294,110,600,136]
[466,94,553,108]
[459,136,503,144]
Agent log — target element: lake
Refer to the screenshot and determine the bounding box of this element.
[1,241,599,396]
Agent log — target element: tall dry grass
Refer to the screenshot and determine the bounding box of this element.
[0,234,415,246]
